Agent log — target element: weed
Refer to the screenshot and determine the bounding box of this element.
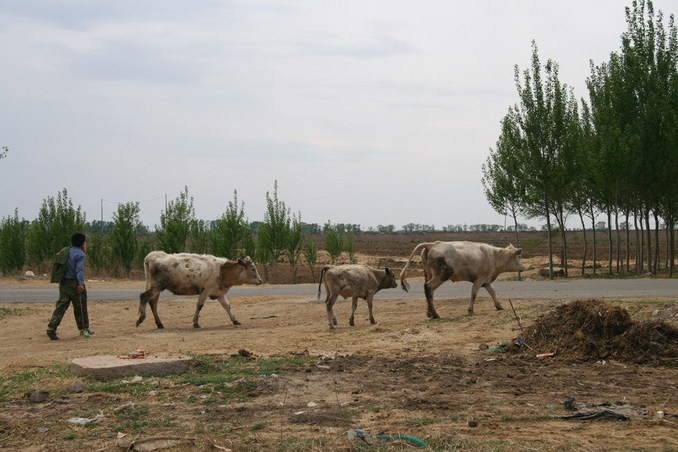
[405,417,441,426]
[0,307,22,319]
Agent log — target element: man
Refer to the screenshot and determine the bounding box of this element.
[46,233,94,340]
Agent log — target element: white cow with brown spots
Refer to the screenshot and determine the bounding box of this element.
[399,241,524,318]
[137,251,263,329]
[317,264,398,329]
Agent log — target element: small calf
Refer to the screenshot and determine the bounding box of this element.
[317,264,398,329]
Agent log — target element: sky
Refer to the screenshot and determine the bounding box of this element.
[1,1,668,231]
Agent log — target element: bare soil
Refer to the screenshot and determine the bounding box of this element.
[1,234,677,451]
[1,286,677,451]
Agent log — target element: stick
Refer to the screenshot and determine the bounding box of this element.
[509,299,524,333]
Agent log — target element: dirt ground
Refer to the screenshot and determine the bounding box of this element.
[1,270,677,451]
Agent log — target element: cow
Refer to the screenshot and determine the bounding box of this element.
[399,241,524,318]
[317,264,398,329]
[136,251,263,329]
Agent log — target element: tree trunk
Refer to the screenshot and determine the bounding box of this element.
[590,203,597,276]
[624,209,631,274]
[607,209,613,275]
[546,207,554,280]
[511,210,522,281]
[653,210,660,274]
[636,212,644,274]
[614,210,621,273]
[645,209,653,274]
[579,209,588,276]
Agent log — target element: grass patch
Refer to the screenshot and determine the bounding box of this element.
[0,307,22,319]
[0,364,70,403]
[405,417,441,426]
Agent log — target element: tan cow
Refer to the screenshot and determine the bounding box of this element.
[137,251,263,329]
[400,241,524,318]
[317,264,398,329]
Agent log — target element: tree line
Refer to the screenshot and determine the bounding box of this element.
[482,0,677,278]
[0,184,522,280]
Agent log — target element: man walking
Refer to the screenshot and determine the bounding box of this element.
[46,233,94,340]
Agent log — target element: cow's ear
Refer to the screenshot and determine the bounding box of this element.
[385,267,392,275]
[515,248,523,256]
[237,258,246,266]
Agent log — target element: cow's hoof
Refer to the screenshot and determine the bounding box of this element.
[370,320,377,325]
[233,320,241,326]
[466,311,475,316]
[328,325,335,330]
[349,319,355,326]
[495,306,504,311]
[193,324,201,328]
[156,324,164,329]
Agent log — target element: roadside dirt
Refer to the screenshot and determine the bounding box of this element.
[1,277,677,451]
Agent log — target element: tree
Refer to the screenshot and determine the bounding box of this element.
[0,209,27,275]
[286,212,304,283]
[156,186,196,254]
[257,181,291,276]
[505,42,580,278]
[111,202,141,277]
[482,112,528,246]
[26,188,86,270]
[211,190,251,259]
[0,146,7,160]
[303,238,318,281]
[324,222,343,263]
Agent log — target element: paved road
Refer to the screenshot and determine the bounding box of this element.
[1,278,676,303]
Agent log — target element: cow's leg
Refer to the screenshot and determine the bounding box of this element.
[366,295,376,325]
[138,288,164,329]
[424,258,454,319]
[467,280,485,315]
[349,296,359,326]
[325,293,339,329]
[192,292,210,328]
[216,294,241,326]
[483,283,503,311]
[424,277,445,319]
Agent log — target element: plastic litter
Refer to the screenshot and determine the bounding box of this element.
[347,429,427,447]
[117,349,146,359]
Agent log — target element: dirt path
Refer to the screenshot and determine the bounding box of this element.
[0,289,677,451]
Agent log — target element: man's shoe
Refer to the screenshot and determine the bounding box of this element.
[86,329,95,336]
[46,330,59,341]
[79,329,91,338]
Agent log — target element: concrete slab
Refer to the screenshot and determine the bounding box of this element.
[71,355,192,379]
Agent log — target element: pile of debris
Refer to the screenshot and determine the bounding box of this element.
[513,299,678,366]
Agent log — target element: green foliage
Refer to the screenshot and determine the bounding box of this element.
[156,186,196,254]
[84,232,111,274]
[303,239,318,280]
[0,209,27,275]
[0,146,7,159]
[257,181,291,265]
[188,219,210,254]
[211,190,252,259]
[286,212,304,282]
[25,188,86,270]
[134,235,156,271]
[323,222,343,263]
[111,202,141,277]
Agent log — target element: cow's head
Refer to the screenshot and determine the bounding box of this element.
[379,268,398,290]
[237,256,264,285]
[505,244,525,272]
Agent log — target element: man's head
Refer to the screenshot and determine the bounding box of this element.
[71,233,86,248]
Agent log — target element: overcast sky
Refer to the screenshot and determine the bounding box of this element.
[1,1,666,230]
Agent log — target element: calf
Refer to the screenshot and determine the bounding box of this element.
[317,264,397,329]
[400,241,524,318]
[137,251,263,329]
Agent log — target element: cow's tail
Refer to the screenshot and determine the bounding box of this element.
[317,266,331,302]
[399,243,432,292]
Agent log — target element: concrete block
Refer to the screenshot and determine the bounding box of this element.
[71,355,192,379]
